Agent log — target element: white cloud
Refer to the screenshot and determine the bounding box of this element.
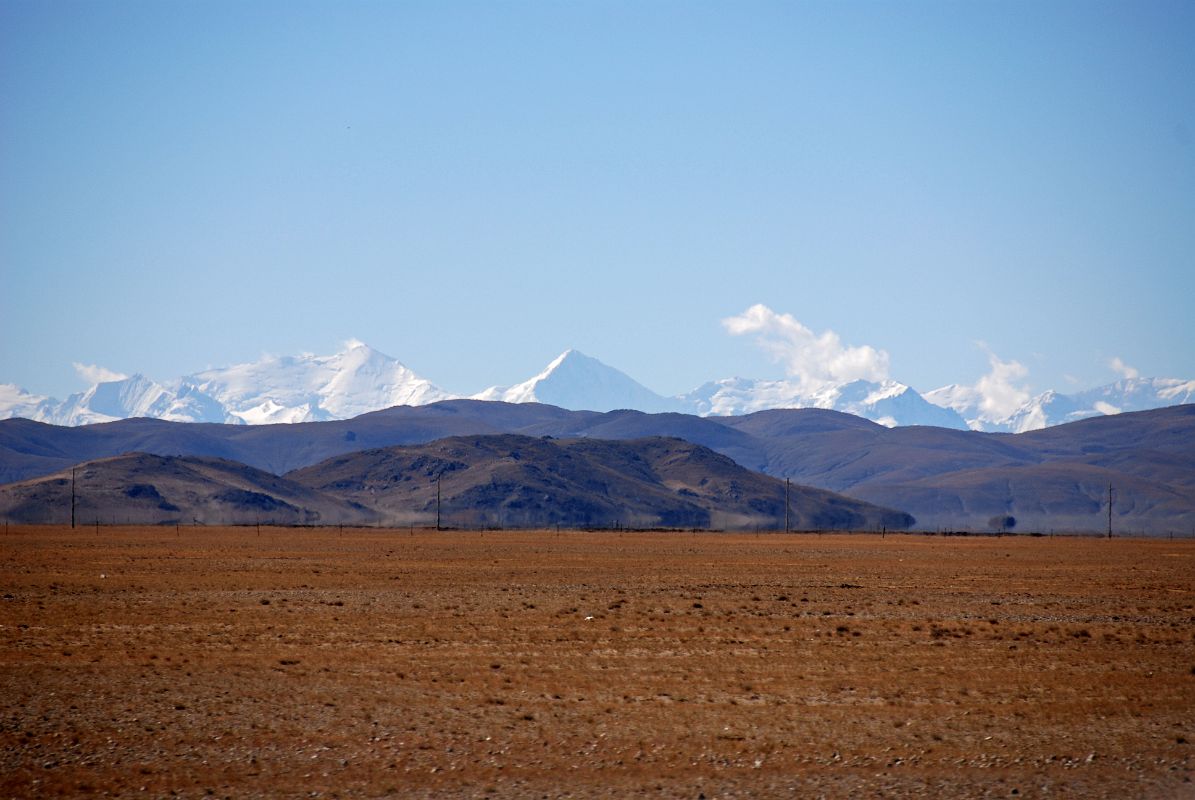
[73,362,129,385]
[971,346,1031,421]
[927,345,1034,426]
[722,304,890,392]
[1108,356,1139,380]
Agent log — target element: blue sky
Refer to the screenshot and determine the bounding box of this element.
[2,0,1192,400]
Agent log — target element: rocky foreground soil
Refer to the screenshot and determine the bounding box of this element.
[1,527,1192,798]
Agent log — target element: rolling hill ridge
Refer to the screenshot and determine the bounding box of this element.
[2,402,1192,533]
[0,436,913,531]
[0,453,375,526]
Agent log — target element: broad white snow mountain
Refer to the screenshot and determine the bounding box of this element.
[2,341,453,426]
[681,376,967,428]
[925,377,1195,433]
[186,340,452,424]
[2,342,1190,431]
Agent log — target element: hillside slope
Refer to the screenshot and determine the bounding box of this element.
[0,453,374,526]
[288,434,914,530]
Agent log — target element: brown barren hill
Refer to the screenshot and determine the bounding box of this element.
[286,434,915,530]
[1,526,1193,799]
[0,453,376,526]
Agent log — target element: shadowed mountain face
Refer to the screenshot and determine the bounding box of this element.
[286,435,915,531]
[1,402,1192,533]
[0,453,376,526]
[0,438,914,531]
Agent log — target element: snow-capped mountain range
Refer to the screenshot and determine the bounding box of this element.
[680,376,968,429]
[925,377,1195,432]
[2,342,1191,432]
[1,342,454,427]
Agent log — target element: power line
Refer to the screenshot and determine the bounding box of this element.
[1107,483,1113,539]
[784,478,790,533]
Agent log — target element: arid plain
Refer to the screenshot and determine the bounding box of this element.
[2,527,1192,799]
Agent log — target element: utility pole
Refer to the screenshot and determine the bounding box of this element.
[784,478,790,533]
[1107,483,1113,539]
[436,474,442,531]
[71,468,77,529]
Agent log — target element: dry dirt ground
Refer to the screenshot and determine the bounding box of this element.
[1,526,1192,799]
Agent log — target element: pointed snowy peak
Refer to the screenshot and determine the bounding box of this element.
[473,350,684,413]
[315,341,454,416]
